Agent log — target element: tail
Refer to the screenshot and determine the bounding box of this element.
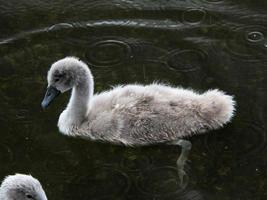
[199,89,236,129]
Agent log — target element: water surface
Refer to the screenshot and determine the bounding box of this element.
[0,0,267,199]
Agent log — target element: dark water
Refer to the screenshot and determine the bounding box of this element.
[0,0,267,199]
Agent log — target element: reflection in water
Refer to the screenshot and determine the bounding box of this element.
[136,166,186,197]
[120,153,153,172]
[0,0,267,199]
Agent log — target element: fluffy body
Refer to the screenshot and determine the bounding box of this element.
[0,174,47,200]
[46,57,235,146]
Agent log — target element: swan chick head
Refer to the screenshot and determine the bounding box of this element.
[41,57,90,108]
[0,174,47,200]
[47,57,89,93]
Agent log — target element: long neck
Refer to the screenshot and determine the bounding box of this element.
[66,71,94,125]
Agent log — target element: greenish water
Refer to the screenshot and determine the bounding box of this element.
[0,0,267,199]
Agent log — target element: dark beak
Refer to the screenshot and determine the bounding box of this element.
[41,86,61,109]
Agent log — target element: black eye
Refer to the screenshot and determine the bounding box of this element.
[54,73,65,82]
[26,194,34,199]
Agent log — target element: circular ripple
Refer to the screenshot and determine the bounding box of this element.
[220,25,267,62]
[67,167,130,199]
[86,39,132,67]
[83,0,142,10]
[182,8,206,24]
[204,120,266,159]
[163,49,206,72]
[0,144,13,163]
[246,31,264,43]
[136,167,186,197]
[48,23,73,31]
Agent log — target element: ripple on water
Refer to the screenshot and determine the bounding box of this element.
[204,120,266,160]
[83,0,142,10]
[48,23,74,31]
[182,8,206,25]
[14,109,32,125]
[67,167,130,199]
[136,166,186,197]
[126,40,166,63]
[189,0,244,15]
[219,24,267,62]
[85,39,133,67]
[245,31,264,43]
[163,49,206,72]
[191,0,225,7]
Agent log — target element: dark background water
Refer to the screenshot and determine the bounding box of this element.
[0,0,267,199]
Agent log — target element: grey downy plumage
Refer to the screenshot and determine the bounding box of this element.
[41,57,236,185]
[0,174,47,200]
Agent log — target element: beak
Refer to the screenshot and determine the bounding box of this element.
[41,86,61,109]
